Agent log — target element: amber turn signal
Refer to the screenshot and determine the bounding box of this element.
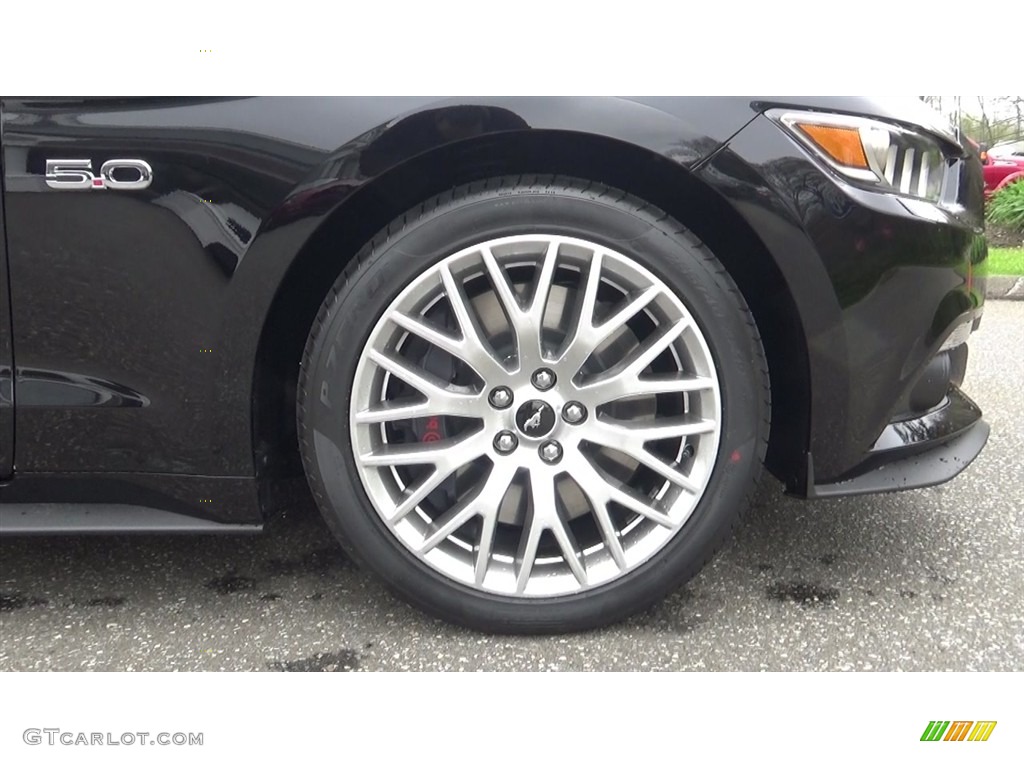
[795,123,869,169]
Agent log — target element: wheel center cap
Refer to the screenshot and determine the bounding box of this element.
[515,400,556,438]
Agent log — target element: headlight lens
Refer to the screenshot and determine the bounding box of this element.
[775,110,951,203]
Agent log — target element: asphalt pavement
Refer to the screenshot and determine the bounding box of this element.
[1,302,1021,672]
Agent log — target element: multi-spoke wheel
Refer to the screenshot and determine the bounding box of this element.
[298,176,769,633]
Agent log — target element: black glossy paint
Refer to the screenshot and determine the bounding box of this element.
[0,97,752,476]
[695,114,986,483]
[0,166,12,479]
[0,96,989,525]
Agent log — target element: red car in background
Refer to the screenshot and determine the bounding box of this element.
[980,143,1024,198]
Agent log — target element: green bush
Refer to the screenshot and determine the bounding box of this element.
[987,180,1024,231]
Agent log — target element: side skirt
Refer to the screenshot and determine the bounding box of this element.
[0,503,263,535]
[0,471,264,532]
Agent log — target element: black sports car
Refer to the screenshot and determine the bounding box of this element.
[0,97,988,632]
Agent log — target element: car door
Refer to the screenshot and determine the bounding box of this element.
[0,146,13,479]
[0,97,296,479]
[0,96,433,488]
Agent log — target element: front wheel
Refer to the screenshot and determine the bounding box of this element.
[297,176,769,633]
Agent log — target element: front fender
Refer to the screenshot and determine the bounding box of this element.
[221,96,761,472]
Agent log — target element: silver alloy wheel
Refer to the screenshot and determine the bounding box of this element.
[350,234,721,597]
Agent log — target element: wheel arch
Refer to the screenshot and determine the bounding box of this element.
[251,129,811,514]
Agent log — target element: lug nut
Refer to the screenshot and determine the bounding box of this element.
[531,368,556,391]
[494,431,518,454]
[562,402,587,425]
[488,386,513,409]
[539,440,563,464]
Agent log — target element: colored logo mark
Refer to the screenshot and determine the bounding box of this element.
[920,721,997,742]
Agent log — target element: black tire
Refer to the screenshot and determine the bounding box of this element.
[297,175,769,633]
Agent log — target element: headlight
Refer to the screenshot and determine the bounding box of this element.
[773,110,952,203]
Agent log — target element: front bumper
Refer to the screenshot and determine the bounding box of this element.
[806,388,988,497]
[699,107,990,497]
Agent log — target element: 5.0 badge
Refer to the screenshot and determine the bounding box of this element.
[45,159,153,190]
